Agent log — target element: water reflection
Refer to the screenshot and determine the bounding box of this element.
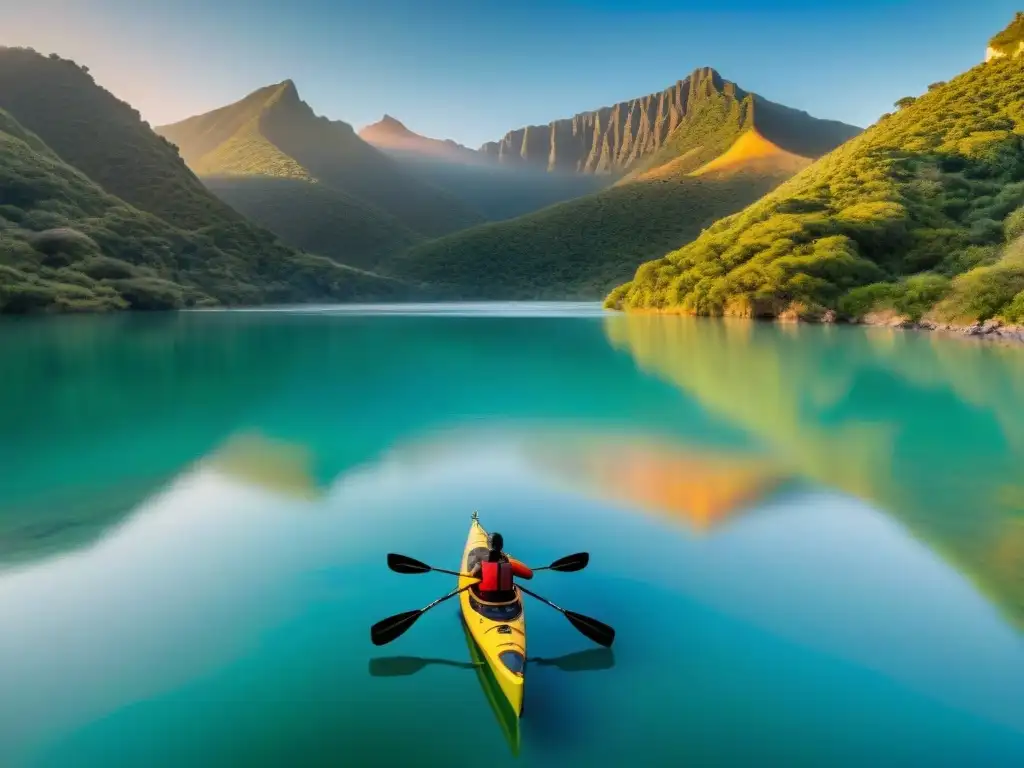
[604,314,1024,628]
[368,649,616,678]
[528,436,787,531]
[530,648,615,673]
[368,656,480,677]
[2,309,752,568]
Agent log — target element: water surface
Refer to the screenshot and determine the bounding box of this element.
[1,305,1022,766]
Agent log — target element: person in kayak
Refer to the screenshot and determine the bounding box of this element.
[469,532,533,601]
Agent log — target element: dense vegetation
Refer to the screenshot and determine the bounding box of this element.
[0,47,241,230]
[608,52,1024,326]
[380,170,790,299]
[203,176,421,270]
[156,82,485,241]
[0,107,412,313]
[380,74,857,299]
[989,11,1024,55]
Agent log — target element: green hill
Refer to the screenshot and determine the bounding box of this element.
[988,11,1024,57]
[607,36,1024,327]
[0,104,411,313]
[380,68,859,299]
[156,82,485,252]
[0,47,242,230]
[202,176,421,271]
[381,171,789,299]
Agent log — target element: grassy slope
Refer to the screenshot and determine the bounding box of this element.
[374,151,610,222]
[157,83,485,241]
[608,53,1024,326]
[381,171,789,299]
[381,80,854,299]
[0,48,241,230]
[203,176,421,271]
[0,107,412,313]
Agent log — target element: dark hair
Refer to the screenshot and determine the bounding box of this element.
[490,532,504,551]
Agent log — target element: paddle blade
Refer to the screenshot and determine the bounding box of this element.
[370,610,422,646]
[565,610,616,648]
[387,553,431,574]
[549,552,590,572]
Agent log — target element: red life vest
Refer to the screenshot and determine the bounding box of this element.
[480,561,513,592]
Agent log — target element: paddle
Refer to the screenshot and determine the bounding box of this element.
[386,551,589,576]
[517,585,615,648]
[386,553,468,577]
[370,583,477,646]
[530,552,589,573]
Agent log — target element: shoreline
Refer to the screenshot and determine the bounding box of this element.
[613,306,1024,347]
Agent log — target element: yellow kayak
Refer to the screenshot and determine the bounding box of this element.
[460,615,522,755]
[458,512,527,717]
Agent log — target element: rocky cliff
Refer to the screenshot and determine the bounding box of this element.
[478,67,859,175]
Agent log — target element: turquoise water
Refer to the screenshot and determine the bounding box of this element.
[1,304,1022,766]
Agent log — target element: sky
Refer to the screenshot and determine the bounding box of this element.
[1,0,1019,148]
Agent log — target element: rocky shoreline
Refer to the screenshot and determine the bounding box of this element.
[618,306,1024,346]
[856,312,1024,345]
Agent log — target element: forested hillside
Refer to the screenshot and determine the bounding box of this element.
[607,43,1024,329]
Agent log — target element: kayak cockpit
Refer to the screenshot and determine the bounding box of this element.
[468,591,523,621]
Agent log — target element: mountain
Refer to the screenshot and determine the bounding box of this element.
[360,114,609,222]
[480,67,860,176]
[380,68,860,298]
[359,114,482,164]
[0,49,412,313]
[0,47,243,230]
[155,81,484,255]
[608,22,1024,330]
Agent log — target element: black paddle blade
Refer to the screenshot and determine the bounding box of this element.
[370,609,422,646]
[387,553,431,574]
[549,552,590,572]
[565,610,616,648]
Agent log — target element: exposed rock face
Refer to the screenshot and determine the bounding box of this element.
[986,42,1024,61]
[478,67,860,176]
[987,12,1024,61]
[479,68,728,174]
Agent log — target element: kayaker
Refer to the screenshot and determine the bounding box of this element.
[469,532,533,601]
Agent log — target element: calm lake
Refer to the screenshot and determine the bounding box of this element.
[1,303,1022,766]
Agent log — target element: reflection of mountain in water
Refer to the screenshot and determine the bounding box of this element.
[1,310,758,567]
[604,315,1024,627]
[528,435,786,531]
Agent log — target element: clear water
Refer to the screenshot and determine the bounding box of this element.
[0,305,1022,766]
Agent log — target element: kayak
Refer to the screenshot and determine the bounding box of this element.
[458,512,527,717]
[460,615,522,755]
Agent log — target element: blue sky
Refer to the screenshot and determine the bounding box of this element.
[3,0,1019,147]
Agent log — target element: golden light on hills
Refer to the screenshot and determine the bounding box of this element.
[691,128,811,178]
